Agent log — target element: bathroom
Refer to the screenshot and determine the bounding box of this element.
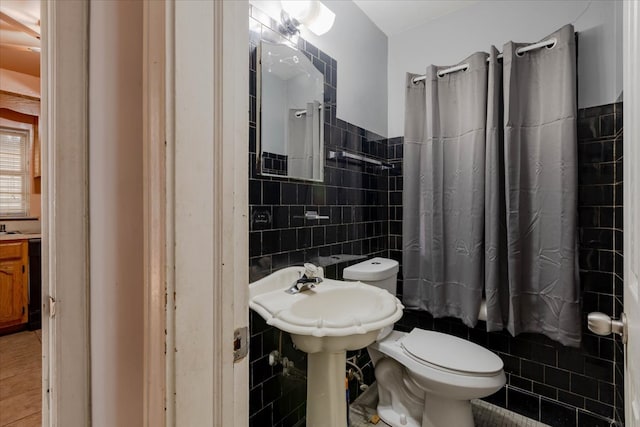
[0,1,634,426]
[247,1,626,427]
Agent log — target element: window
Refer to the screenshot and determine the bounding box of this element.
[0,127,30,217]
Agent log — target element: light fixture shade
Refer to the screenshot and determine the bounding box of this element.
[281,1,312,20]
[304,2,335,35]
[281,0,335,36]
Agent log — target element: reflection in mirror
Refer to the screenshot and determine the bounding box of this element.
[258,40,324,182]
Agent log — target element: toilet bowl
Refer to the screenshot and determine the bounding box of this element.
[368,329,505,427]
[343,258,506,427]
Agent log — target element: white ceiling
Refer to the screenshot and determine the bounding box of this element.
[352,0,478,36]
[0,0,41,77]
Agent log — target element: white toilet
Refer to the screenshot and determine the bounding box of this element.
[343,257,506,427]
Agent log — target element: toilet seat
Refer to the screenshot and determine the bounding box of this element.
[400,329,503,377]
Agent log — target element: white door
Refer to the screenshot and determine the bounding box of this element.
[161,1,250,426]
[623,1,640,425]
[41,1,91,425]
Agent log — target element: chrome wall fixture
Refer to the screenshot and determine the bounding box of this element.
[304,210,329,220]
[328,150,394,171]
[280,1,336,36]
[588,312,628,343]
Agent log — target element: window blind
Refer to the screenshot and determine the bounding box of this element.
[0,128,30,217]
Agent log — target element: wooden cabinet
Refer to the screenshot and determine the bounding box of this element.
[0,240,29,330]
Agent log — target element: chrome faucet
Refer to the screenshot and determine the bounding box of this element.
[286,263,323,294]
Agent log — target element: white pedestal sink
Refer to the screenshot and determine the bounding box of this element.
[250,266,404,427]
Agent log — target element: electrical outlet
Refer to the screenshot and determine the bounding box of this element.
[252,209,272,227]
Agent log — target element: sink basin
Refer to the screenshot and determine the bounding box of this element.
[249,265,403,426]
[249,266,403,351]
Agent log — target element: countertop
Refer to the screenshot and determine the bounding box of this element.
[0,233,42,242]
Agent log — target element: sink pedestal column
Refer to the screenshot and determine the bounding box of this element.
[306,351,347,427]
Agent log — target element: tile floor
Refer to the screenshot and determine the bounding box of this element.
[350,383,550,427]
[0,330,41,427]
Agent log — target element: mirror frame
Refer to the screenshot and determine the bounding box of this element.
[256,40,325,183]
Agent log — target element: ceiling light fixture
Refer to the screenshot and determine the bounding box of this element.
[280,1,335,36]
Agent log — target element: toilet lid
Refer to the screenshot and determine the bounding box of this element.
[401,329,503,375]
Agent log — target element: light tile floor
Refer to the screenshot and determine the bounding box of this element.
[350,383,550,427]
[0,330,41,427]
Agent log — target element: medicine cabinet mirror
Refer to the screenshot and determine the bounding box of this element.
[258,40,324,182]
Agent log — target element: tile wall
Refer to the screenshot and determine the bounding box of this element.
[612,103,625,427]
[388,103,624,427]
[577,103,624,426]
[248,8,389,427]
[261,152,289,176]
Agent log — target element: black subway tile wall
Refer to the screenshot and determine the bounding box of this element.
[611,103,624,426]
[261,152,288,176]
[249,7,388,427]
[388,103,624,427]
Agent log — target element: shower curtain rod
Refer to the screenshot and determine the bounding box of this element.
[411,37,557,83]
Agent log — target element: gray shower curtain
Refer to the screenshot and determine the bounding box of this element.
[403,24,580,346]
[403,52,489,328]
[484,45,509,332]
[501,24,580,346]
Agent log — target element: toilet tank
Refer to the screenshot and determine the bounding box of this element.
[343,257,399,295]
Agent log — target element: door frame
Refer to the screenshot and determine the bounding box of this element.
[40,1,250,425]
[142,2,167,425]
[142,1,250,425]
[40,1,91,425]
[623,1,640,425]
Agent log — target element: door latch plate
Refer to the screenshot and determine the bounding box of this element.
[49,296,56,318]
[233,326,248,362]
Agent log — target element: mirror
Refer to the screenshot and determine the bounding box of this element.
[258,40,324,182]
